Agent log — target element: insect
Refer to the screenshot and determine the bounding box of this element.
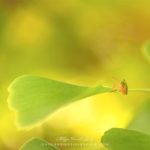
[119,79,128,95]
[112,78,128,95]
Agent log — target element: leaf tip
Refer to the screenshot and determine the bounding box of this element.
[20,137,59,150]
[7,74,32,92]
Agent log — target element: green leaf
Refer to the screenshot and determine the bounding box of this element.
[142,42,150,62]
[7,75,112,128]
[128,100,150,134]
[20,138,59,150]
[101,128,150,150]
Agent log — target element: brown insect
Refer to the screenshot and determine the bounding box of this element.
[112,78,128,95]
[119,79,128,95]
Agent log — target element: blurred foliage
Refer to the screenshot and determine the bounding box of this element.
[0,0,150,149]
[101,128,150,150]
[128,99,150,134]
[20,138,58,150]
[142,42,150,63]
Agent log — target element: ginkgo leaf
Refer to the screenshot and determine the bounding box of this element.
[20,138,59,150]
[101,128,150,150]
[7,75,112,129]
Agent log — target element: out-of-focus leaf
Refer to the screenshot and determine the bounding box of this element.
[128,100,150,134]
[7,75,112,128]
[142,42,150,63]
[20,138,58,150]
[101,128,150,150]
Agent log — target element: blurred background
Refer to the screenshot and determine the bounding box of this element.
[0,0,150,149]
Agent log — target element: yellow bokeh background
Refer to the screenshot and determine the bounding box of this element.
[0,0,150,149]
